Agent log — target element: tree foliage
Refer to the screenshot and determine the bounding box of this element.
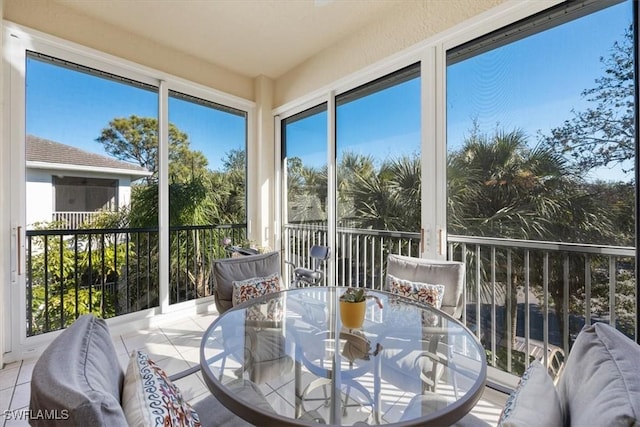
[448,128,616,244]
[347,154,421,232]
[541,25,634,176]
[96,115,209,183]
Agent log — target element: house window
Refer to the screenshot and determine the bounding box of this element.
[53,176,117,212]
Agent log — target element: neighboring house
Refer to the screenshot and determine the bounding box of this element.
[26,135,152,229]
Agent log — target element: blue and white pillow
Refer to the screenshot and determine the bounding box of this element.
[499,361,563,426]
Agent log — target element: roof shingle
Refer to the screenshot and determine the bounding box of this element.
[26,135,149,173]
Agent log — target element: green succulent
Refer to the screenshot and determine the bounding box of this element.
[340,288,367,303]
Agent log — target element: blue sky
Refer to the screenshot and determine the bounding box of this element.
[27,0,632,182]
[26,60,245,172]
[286,0,633,182]
[447,0,633,182]
[285,77,421,169]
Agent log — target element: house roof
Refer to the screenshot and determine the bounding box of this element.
[26,135,151,176]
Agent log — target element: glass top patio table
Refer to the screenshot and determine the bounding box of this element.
[200,287,487,426]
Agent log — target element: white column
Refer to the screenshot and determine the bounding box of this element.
[252,75,275,249]
[158,81,169,312]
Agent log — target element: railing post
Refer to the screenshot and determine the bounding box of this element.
[609,256,617,328]
[490,247,496,368]
[506,249,512,373]
[543,252,549,371]
[563,254,570,357]
[585,255,591,326]
[524,249,530,369]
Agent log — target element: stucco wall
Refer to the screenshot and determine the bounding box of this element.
[25,170,52,228]
[274,0,506,107]
[3,0,254,100]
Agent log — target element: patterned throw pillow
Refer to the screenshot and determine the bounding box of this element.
[386,274,445,309]
[498,361,563,427]
[122,350,201,427]
[232,273,282,306]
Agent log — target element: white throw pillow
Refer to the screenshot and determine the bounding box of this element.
[122,350,201,427]
[386,274,445,309]
[232,272,281,306]
[498,361,563,427]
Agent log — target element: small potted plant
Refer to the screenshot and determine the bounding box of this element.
[339,288,383,329]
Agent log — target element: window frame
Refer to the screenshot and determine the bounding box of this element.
[4,21,255,353]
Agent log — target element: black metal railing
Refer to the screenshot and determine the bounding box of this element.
[26,224,246,336]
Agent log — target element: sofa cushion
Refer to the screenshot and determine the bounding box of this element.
[498,361,563,427]
[29,314,127,427]
[557,322,640,426]
[122,350,200,427]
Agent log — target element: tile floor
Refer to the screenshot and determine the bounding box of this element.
[0,311,506,426]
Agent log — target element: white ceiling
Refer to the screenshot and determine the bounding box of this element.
[52,0,402,79]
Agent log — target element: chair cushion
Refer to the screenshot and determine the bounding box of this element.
[386,254,464,318]
[498,361,563,427]
[29,314,127,427]
[557,322,640,426]
[386,274,445,308]
[122,350,200,427]
[213,251,281,314]
[232,272,282,306]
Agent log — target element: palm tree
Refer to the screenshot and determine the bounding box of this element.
[448,129,576,239]
[336,153,421,286]
[447,129,613,354]
[346,155,421,233]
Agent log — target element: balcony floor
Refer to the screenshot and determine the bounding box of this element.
[0,310,506,426]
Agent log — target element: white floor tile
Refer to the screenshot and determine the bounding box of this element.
[16,361,36,386]
[0,365,20,392]
[178,347,201,366]
[172,373,208,402]
[111,336,128,356]
[191,314,218,331]
[9,383,30,411]
[4,408,32,427]
[1,387,13,413]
